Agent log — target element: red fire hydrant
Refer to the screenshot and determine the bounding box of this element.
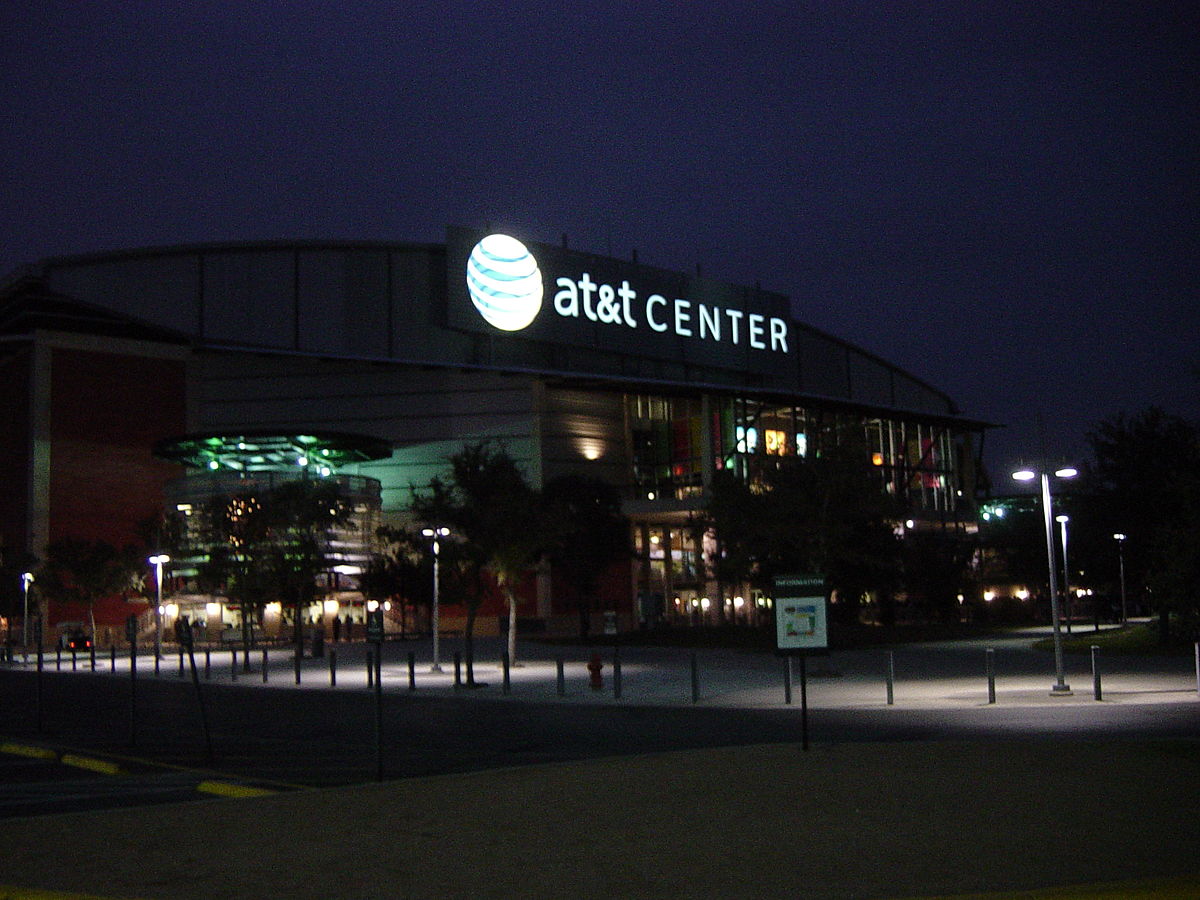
[587,653,604,690]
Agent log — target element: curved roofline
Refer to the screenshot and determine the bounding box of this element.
[26,239,445,274]
[9,236,973,424]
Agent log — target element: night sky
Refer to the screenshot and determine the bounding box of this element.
[3,3,1196,482]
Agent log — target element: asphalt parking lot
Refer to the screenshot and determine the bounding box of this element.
[1,628,1197,898]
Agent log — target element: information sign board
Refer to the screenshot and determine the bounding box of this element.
[366,609,384,643]
[774,574,828,651]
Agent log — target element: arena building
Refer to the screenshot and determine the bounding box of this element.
[0,228,988,640]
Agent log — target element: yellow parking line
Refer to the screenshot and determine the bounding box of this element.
[0,886,146,899]
[0,742,58,761]
[58,754,121,776]
[196,780,276,798]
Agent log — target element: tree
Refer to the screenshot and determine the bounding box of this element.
[542,473,629,637]
[411,443,546,676]
[196,477,352,664]
[1085,407,1200,642]
[701,442,902,625]
[38,538,142,643]
[361,525,429,636]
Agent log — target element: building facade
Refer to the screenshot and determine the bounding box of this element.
[0,228,987,640]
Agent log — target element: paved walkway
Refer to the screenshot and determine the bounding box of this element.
[21,624,1198,710]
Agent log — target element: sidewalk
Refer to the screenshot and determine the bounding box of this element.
[20,627,1196,711]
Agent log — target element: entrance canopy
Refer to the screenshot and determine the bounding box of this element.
[154,430,393,472]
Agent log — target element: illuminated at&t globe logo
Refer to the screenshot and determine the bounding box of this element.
[466,234,543,331]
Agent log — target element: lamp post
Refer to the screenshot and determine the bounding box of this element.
[1113,533,1127,624]
[421,527,450,672]
[149,554,170,659]
[1013,464,1077,694]
[1056,515,1071,634]
[21,572,34,661]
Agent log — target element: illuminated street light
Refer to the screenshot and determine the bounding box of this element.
[421,527,450,672]
[149,554,170,658]
[1012,464,1077,694]
[1056,515,1071,634]
[1113,533,1128,624]
[21,572,34,661]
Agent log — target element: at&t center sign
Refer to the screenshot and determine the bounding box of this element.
[448,227,793,374]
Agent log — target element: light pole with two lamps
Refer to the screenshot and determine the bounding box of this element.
[421,527,450,672]
[1013,464,1077,694]
[1113,533,1128,624]
[149,554,170,658]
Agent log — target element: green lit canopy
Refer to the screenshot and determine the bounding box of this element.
[154,431,392,473]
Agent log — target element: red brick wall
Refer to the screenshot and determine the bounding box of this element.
[48,347,186,628]
[0,348,32,569]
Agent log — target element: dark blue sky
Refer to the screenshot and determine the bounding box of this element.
[3,2,1196,481]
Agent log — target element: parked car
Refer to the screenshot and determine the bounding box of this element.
[61,629,92,651]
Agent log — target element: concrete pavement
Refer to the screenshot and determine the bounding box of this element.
[2,626,1198,898]
[23,624,1195,710]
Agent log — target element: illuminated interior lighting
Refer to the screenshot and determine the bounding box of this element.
[1015,589,1030,600]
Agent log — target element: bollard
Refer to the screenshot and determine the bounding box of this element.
[294,649,301,685]
[886,651,895,706]
[262,648,269,684]
[587,653,603,690]
[71,649,77,671]
[690,651,699,704]
[1091,645,1102,701]
[986,648,996,704]
[330,649,337,687]
[1195,642,1199,697]
[231,649,237,681]
[454,651,462,688]
[154,651,159,677]
[57,648,62,671]
[556,657,565,697]
[614,648,624,705]
[111,645,116,674]
[91,646,96,672]
[367,650,374,688]
[179,647,185,677]
[407,651,415,690]
[204,648,211,680]
[784,656,793,705]
[502,651,511,695]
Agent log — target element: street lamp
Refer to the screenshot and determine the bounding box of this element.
[149,554,170,658]
[1113,533,1128,624]
[21,572,34,661]
[1013,464,1077,694]
[421,527,450,672]
[1055,515,1071,634]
